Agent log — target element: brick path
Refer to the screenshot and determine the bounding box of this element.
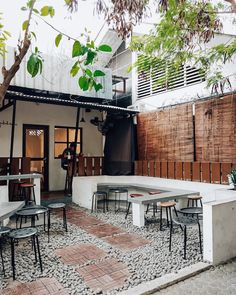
[77,258,130,292]
[55,244,107,265]
[2,278,69,295]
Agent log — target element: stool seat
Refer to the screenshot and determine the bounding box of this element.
[0,226,11,235]
[172,216,198,226]
[20,183,36,188]
[130,193,144,197]
[9,227,37,239]
[48,203,66,209]
[188,195,202,200]
[160,201,176,207]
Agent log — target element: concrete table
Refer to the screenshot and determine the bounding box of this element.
[0,201,25,226]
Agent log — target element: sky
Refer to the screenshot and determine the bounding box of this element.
[1,0,107,56]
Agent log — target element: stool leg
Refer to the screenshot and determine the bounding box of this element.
[63,208,68,232]
[32,235,37,263]
[20,217,23,229]
[192,199,194,207]
[43,212,46,231]
[125,203,131,219]
[103,194,105,213]
[91,193,95,213]
[169,207,172,225]
[47,211,50,243]
[174,206,178,217]
[166,207,169,227]
[198,221,202,254]
[106,193,109,211]
[183,226,187,259]
[153,203,156,217]
[146,204,149,214]
[200,199,203,207]
[160,206,163,231]
[35,235,43,272]
[187,199,190,207]
[195,200,198,207]
[0,239,5,276]
[32,186,36,204]
[11,238,16,280]
[169,222,172,251]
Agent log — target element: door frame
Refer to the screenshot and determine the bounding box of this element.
[22,124,49,191]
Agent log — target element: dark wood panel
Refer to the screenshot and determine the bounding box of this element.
[78,157,85,176]
[161,162,168,178]
[21,157,31,174]
[155,161,161,177]
[149,161,155,177]
[202,163,211,183]
[168,162,175,179]
[94,157,101,176]
[142,160,148,176]
[221,163,231,184]
[192,162,201,182]
[211,163,221,184]
[0,158,8,185]
[175,162,183,180]
[183,162,192,181]
[86,157,93,176]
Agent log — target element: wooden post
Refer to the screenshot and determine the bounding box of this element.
[9,100,16,175]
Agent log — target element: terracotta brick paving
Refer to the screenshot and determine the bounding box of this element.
[103,232,151,250]
[2,278,69,295]
[77,258,130,292]
[55,243,107,265]
[85,223,124,238]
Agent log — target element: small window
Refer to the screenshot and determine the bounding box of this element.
[54,126,82,158]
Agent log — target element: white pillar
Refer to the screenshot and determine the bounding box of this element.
[33,177,41,205]
[132,203,145,227]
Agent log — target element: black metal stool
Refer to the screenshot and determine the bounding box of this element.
[48,203,67,239]
[0,226,11,276]
[108,188,128,212]
[160,201,178,231]
[169,213,202,259]
[187,195,203,207]
[9,227,43,280]
[91,191,108,213]
[20,183,36,205]
[125,193,144,219]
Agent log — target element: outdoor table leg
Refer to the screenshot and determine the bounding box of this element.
[132,203,145,227]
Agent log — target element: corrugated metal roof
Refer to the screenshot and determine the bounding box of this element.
[6,90,139,114]
[1,47,112,100]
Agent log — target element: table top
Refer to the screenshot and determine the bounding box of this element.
[0,201,25,221]
[98,184,198,205]
[16,207,48,216]
[180,207,203,215]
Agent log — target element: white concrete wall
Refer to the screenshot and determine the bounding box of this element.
[0,102,103,191]
[0,185,8,203]
[203,190,236,264]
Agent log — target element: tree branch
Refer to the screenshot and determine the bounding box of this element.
[0,0,37,106]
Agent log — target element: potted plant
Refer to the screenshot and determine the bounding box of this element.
[228,169,236,189]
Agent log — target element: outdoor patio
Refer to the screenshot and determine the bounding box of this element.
[1,201,203,295]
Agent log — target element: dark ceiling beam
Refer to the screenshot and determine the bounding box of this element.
[0,101,14,112]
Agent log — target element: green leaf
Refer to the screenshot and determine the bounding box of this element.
[70,62,80,77]
[127,64,133,73]
[94,82,103,92]
[27,52,43,78]
[41,6,50,16]
[85,50,96,65]
[55,33,62,47]
[98,44,112,52]
[22,20,28,31]
[30,31,37,40]
[85,69,93,77]
[21,7,27,11]
[33,8,39,14]
[79,76,89,91]
[94,70,105,77]
[72,41,82,57]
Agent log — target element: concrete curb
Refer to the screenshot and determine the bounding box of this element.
[118,262,212,295]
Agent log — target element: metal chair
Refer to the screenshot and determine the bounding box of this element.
[9,227,43,280]
[187,195,203,207]
[169,213,202,259]
[91,191,108,213]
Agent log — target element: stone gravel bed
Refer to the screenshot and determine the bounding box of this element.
[1,203,203,294]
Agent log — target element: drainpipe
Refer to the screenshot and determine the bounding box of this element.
[9,100,16,175]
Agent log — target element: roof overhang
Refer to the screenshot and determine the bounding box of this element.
[6,90,139,115]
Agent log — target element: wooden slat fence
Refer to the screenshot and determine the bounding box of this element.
[134,161,235,185]
[75,156,104,176]
[0,157,31,185]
